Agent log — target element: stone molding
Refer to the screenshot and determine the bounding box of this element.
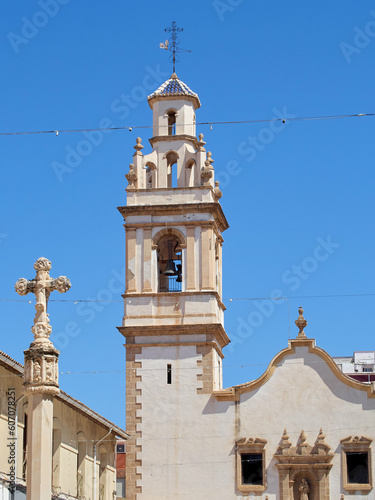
[148,93,200,110]
[122,290,226,311]
[150,134,198,147]
[118,323,230,349]
[213,338,375,401]
[124,341,225,359]
[118,202,229,233]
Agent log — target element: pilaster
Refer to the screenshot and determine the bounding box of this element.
[125,346,143,500]
[126,228,137,292]
[186,226,196,290]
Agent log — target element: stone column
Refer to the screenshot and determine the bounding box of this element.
[143,228,152,292]
[186,226,196,290]
[15,257,71,500]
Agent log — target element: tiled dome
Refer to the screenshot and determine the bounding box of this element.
[148,73,200,108]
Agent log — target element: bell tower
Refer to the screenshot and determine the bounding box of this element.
[118,73,229,499]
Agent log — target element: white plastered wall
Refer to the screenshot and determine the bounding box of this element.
[136,343,375,499]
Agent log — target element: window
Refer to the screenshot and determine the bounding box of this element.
[241,453,263,485]
[346,452,369,484]
[146,162,156,189]
[236,438,266,493]
[166,151,178,188]
[167,110,177,135]
[167,364,172,384]
[341,435,372,493]
[116,443,125,454]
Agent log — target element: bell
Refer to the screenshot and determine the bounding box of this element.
[176,264,182,283]
[164,260,176,276]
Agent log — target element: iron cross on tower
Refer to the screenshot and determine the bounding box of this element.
[15,257,71,345]
[160,21,191,74]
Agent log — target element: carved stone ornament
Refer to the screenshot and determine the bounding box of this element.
[312,428,331,455]
[201,166,213,185]
[295,306,308,338]
[34,256,52,272]
[277,428,292,455]
[31,321,52,340]
[52,275,71,293]
[15,277,32,295]
[213,180,222,201]
[23,346,60,396]
[125,163,138,189]
[274,429,333,500]
[15,257,71,349]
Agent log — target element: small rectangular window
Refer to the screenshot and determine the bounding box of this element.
[116,443,125,454]
[241,453,263,485]
[167,364,172,384]
[236,438,266,493]
[346,451,369,484]
[341,436,372,493]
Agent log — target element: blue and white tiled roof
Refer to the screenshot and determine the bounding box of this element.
[148,73,201,108]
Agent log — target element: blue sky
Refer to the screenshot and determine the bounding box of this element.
[1,1,374,428]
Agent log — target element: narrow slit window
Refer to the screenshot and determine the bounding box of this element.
[167,111,176,136]
[167,364,172,384]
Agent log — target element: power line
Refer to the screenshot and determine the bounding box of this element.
[0,293,374,303]
[0,113,373,137]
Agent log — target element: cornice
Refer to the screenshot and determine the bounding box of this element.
[117,322,230,349]
[118,202,229,232]
[148,94,200,110]
[121,290,226,311]
[213,338,375,401]
[149,134,199,148]
[124,340,225,359]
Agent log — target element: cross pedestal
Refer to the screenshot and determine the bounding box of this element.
[15,257,71,500]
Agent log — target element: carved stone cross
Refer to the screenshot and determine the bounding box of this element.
[15,257,71,345]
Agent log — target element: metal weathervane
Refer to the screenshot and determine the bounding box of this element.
[160,21,191,74]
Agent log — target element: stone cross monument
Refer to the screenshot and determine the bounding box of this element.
[15,257,71,500]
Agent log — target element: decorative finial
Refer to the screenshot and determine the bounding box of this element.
[313,428,331,455]
[278,428,292,455]
[297,430,309,455]
[295,306,308,338]
[198,133,206,152]
[205,151,214,167]
[134,137,144,154]
[160,21,191,74]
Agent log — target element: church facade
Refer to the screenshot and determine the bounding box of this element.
[118,74,375,499]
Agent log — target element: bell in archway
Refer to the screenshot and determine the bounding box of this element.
[164,260,177,276]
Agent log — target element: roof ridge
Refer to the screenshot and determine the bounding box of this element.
[0,350,128,439]
[0,350,23,369]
